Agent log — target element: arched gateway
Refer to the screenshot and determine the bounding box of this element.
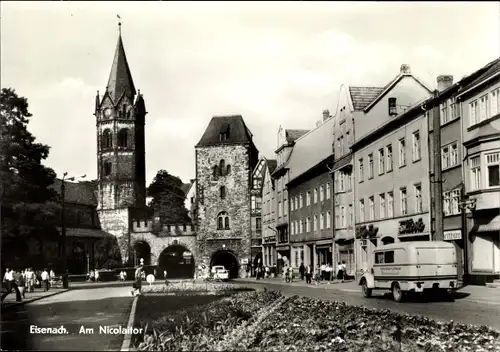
[211,249,239,278]
[158,244,195,279]
[134,241,151,266]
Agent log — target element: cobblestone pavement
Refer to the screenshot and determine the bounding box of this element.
[0,286,134,351]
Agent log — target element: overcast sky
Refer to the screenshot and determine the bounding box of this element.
[2,1,499,186]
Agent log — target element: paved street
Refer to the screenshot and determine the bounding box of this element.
[0,286,134,351]
[235,279,500,331]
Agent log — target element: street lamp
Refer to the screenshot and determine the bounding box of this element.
[459,197,476,287]
[61,172,86,288]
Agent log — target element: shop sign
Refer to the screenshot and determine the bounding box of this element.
[264,236,276,244]
[444,230,462,241]
[398,218,425,235]
[241,258,249,264]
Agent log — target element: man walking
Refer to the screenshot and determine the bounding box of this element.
[299,263,305,281]
[41,269,50,291]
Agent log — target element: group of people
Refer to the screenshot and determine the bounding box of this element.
[2,268,55,302]
[87,269,100,282]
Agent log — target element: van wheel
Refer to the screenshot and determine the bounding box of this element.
[361,279,372,298]
[392,283,403,302]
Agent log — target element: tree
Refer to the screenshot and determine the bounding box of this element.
[0,88,60,266]
[147,170,190,224]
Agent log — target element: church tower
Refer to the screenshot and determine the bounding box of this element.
[95,23,147,242]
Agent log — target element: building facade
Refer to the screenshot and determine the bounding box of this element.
[351,64,433,280]
[459,58,500,285]
[271,127,309,272]
[250,158,266,274]
[260,158,278,270]
[287,111,335,269]
[195,115,259,278]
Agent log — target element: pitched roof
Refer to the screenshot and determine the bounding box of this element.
[50,180,97,206]
[196,115,255,147]
[287,117,335,182]
[267,159,278,174]
[460,57,500,94]
[348,87,385,111]
[285,129,309,143]
[106,30,136,104]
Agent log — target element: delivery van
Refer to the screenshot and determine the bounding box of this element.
[359,241,458,302]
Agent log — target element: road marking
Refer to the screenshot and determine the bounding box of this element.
[120,296,138,352]
[339,289,359,293]
[462,299,500,306]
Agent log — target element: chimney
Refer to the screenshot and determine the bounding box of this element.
[322,109,331,121]
[400,64,411,74]
[437,75,454,92]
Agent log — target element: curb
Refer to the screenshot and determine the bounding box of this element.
[121,295,139,352]
[1,289,70,311]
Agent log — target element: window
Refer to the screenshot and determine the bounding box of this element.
[326,211,331,229]
[295,197,298,210]
[470,156,481,191]
[399,138,406,166]
[299,219,303,233]
[412,131,421,161]
[387,192,394,218]
[256,218,262,230]
[314,215,318,231]
[348,205,353,227]
[299,194,303,208]
[320,213,324,230]
[440,101,448,125]
[213,166,219,177]
[379,193,386,219]
[313,188,318,203]
[326,183,331,199]
[359,199,365,223]
[469,100,478,126]
[386,145,393,172]
[335,206,340,229]
[340,206,346,228]
[491,88,499,116]
[486,152,500,187]
[479,94,488,122]
[319,185,324,202]
[347,172,352,191]
[284,199,288,215]
[103,161,112,176]
[368,154,374,179]
[339,172,345,192]
[444,189,461,216]
[221,186,226,200]
[118,129,128,147]
[400,188,407,216]
[217,212,230,230]
[378,149,385,174]
[291,197,295,211]
[219,132,228,141]
[102,129,112,148]
[368,196,375,221]
[375,251,395,264]
[442,142,458,169]
[278,202,282,217]
[226,165,231,175]
[291,221,295,235]
[306,191,311,206]
[306,217,311,232]
[388,97,397,115]
[219,160,226,176]
[415,184,422,213]
[359,158,364,182]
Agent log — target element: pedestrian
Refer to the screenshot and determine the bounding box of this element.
[265,266,270,279]
[132,265,143,296]
[94,269,100,282]
[12,269,23,302]
[336,262,343,280]
[320,262,326,281]
[1,268,15,301]
[314,265,321,285]
[299,263,305,281]
[341,261,347,281]
[41,269,49,291]
[25,268,34,293]
[305,264,312,284]
[17,270,26,300]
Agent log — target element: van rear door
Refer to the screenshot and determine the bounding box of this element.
[416,246,457,279]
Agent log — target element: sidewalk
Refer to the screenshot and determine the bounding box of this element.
[1,288,68,310]
[236,277,359,291]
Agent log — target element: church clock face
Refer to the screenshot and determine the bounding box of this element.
[104,108,112,118]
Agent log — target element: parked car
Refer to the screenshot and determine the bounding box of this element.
[211,265,229,281]
[359,241,458,302]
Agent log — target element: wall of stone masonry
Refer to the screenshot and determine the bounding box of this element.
[98,208,130,262]
[130,232,197,266]
[195,145,252,276]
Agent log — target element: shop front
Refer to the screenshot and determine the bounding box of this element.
[276,244,290,275]
[443,229,466,285]
[315,240,333,267]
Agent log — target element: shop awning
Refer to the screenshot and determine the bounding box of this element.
[472,215,500,233]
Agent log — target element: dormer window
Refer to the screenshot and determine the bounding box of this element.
[219,123,230,141]
[388,98,397,116]
[219,132,228,141]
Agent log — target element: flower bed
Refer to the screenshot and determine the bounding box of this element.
[141,281,254,295]
[246,296,500,352]
[135,291,500,352]
[135,290,282,351]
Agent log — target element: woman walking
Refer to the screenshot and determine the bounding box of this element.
[131,265,143,296]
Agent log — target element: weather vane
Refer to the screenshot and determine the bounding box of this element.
[117,14,121,33]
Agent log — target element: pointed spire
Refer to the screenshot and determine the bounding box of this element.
[95,90,100,111]
[106,23,136,104]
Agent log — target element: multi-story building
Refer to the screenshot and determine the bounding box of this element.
[184,179,197,223]
[261,158,278,270]
[287,111,335,268]
[195,115,259,278]
[459,58,500,285]
[250,158,266,274]
[351,64,433,279]
[271,126,308,272]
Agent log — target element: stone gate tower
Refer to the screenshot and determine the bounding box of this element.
[95,24,147,261]
[195,115,259,278]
